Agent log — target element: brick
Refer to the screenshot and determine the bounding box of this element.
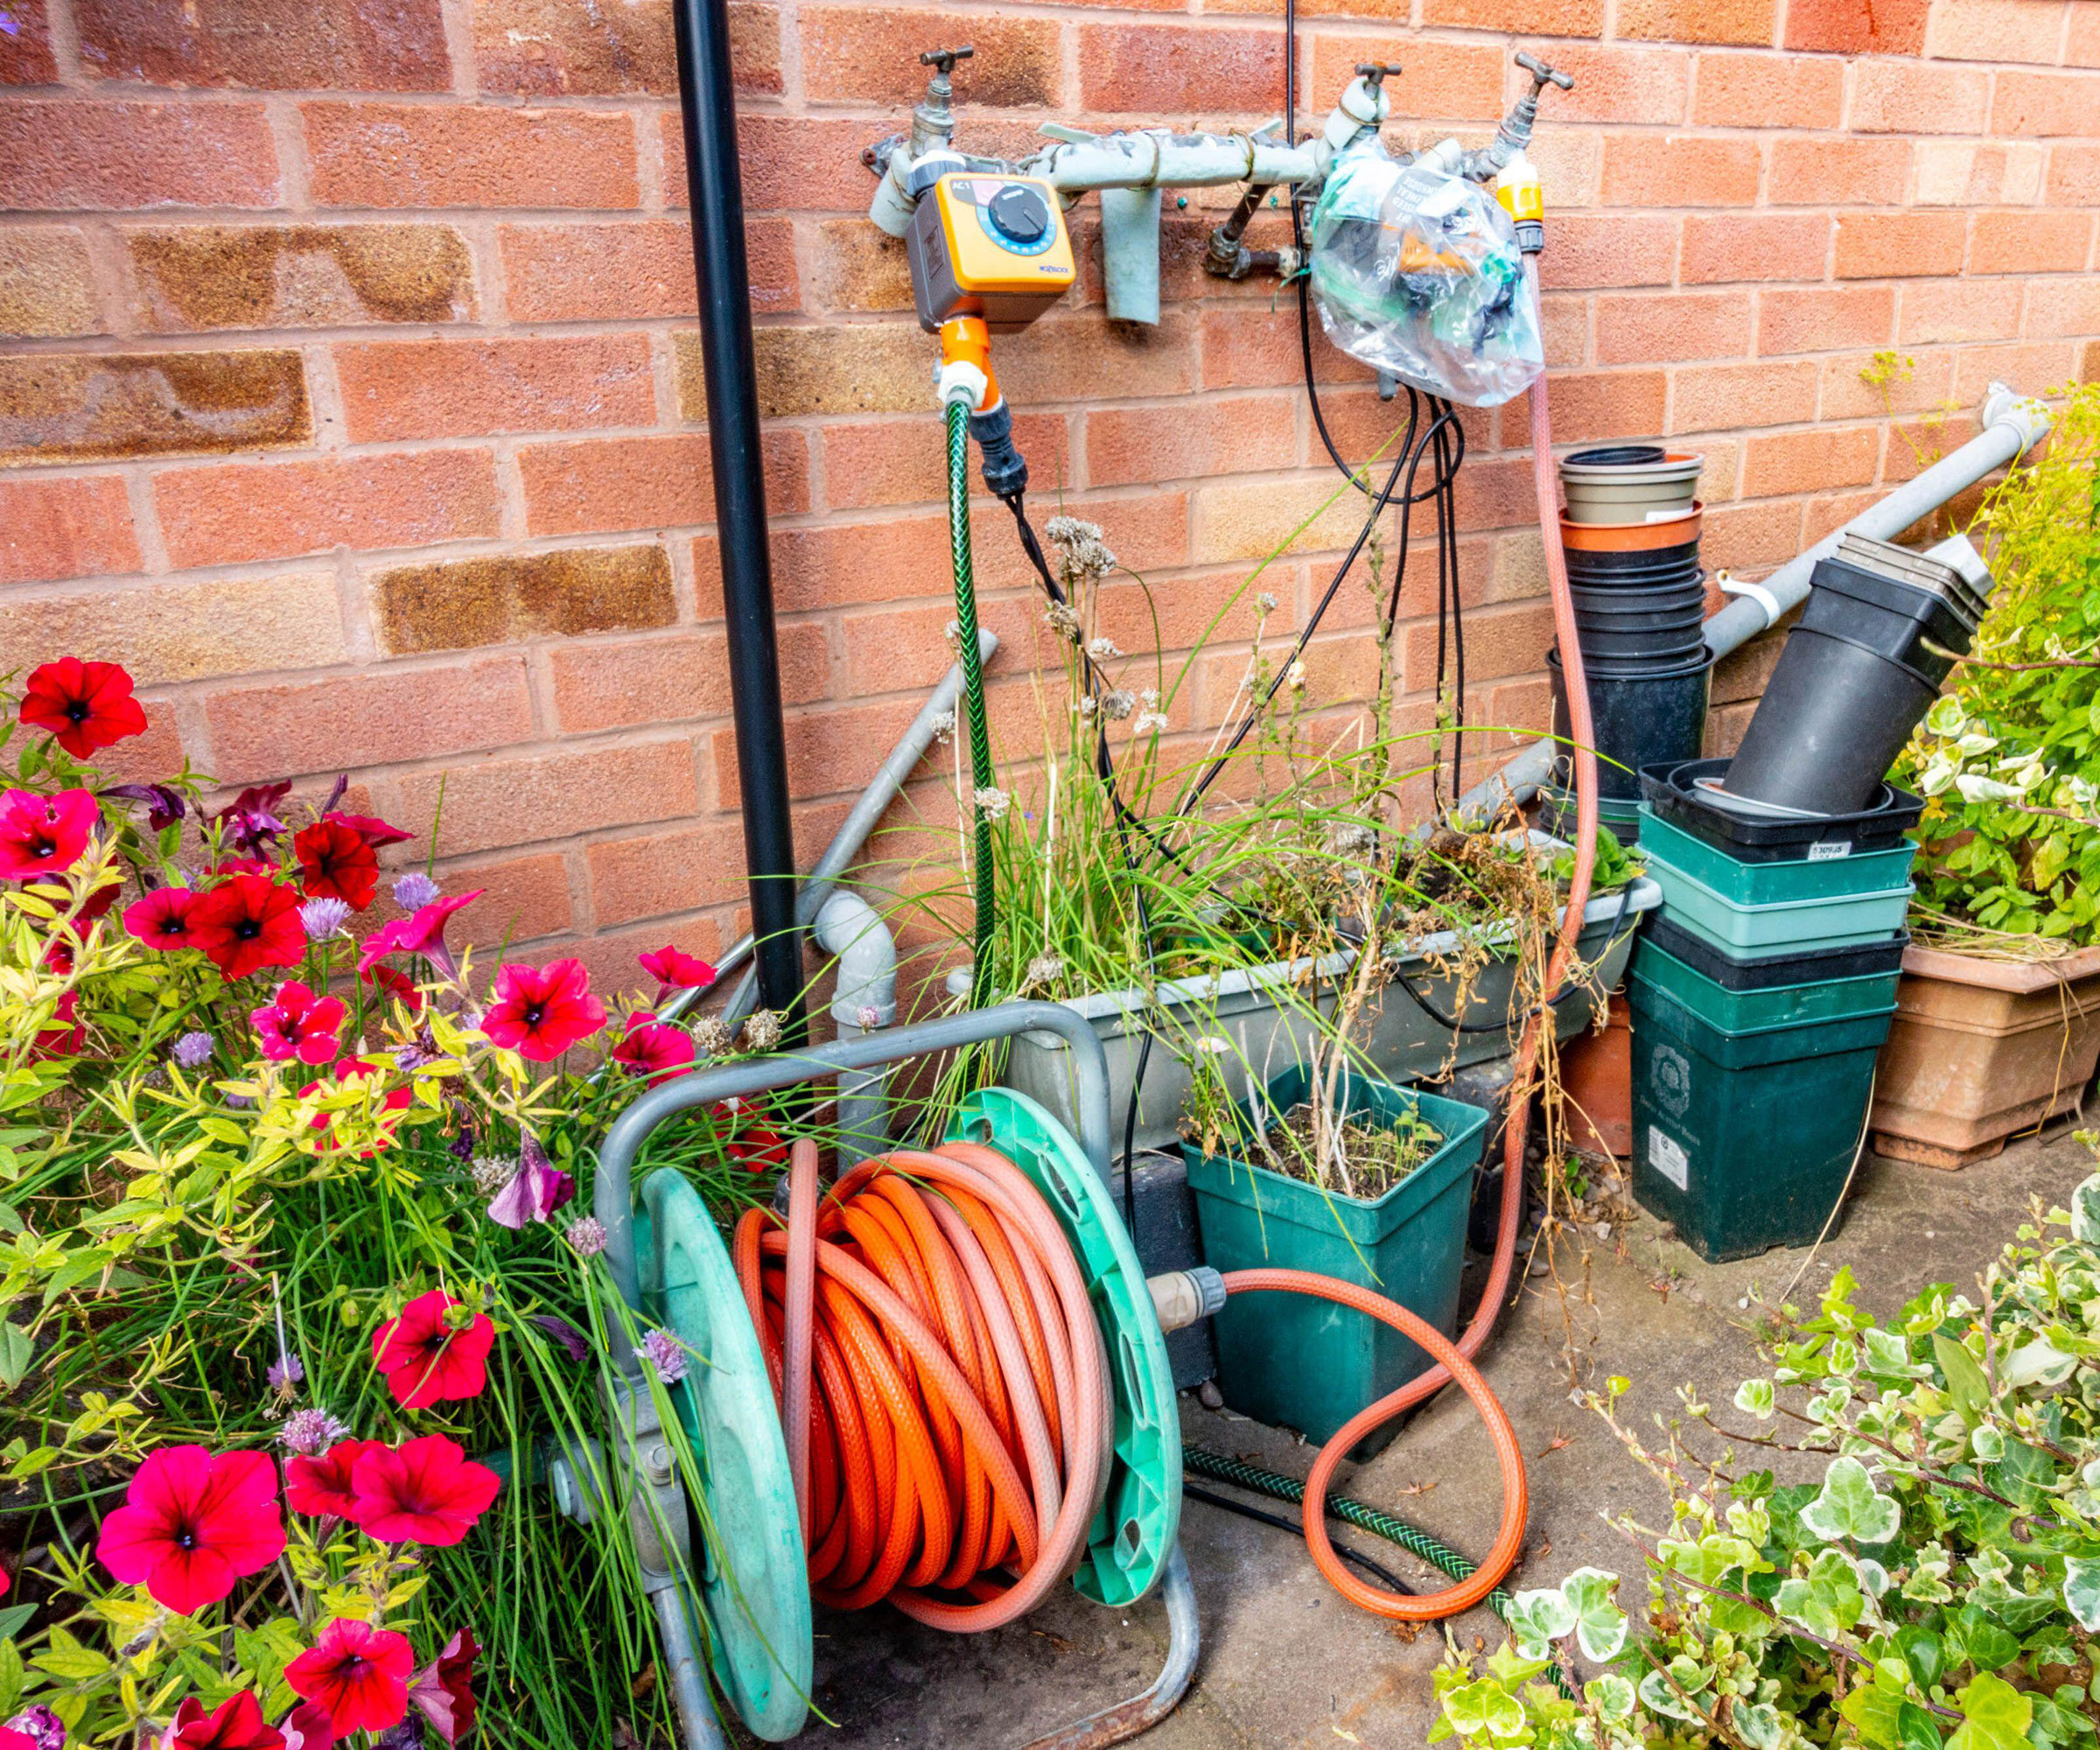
[1532,370,1667,444]
[76,0,449,88]
[304,102,639,209]
[0,477,141,584]
[502,218,795,321]
[718,325,929,419]
[1402,601,1555,691]
[394,739,698,856]
[1093,566,1272,649]
[1822,350,1955,422]
[1600,135,1760,207]
[157,450,501,566]
[473,0,671,94]
[0,228,101,337]
[1952,340,2080,403]
[1,0,56,81]
[203,657,534,783]
[397,851,575,945]
[0,349,308,466]
[1701,499,1804,572]
[1538,214,1681,290]
[0,101,279,209]
[1000,312,1200,404]
[1767,139,1908,208]
[1594,290,1752,363]
[1681,214,1829,284]
[1833,212,1967,279]
[373,542,676,654]
[1971,210,2094,275]
[2073,2,2100,62]
[677,116,881,214]
[1995,69,2100,136]
[1191,477,1375,564]
[1926,0,2069,60]
[550,625,828,735]
[834,596,1042,697]
[809,220,914,313]
[0,571,346,682]
[1306,37,1506,119]
[1670,360,1816,432]
[1851,61,1990,135]
[1084,395,1297,487]
[1618,0,1775,42]
[1076,23,1284,114]
[820,412,1071,509]
[714,695,934,802]
[128,224,475,331]
[2025,277,2100,338]
[1786,0,1927,51]
[335,335,654,441]
[1422,0,1602,35]
[1690,52,1844,128]
[1741,424,1880,495]
[518,430,810,535]
[809,9,1063,107]
[587,818,752,925]
[1914,141,2046,207]
[2051,145,2100,206]
[1527,46,1689,124]
[1897,279,2021,344]
[1757,286,1894,354]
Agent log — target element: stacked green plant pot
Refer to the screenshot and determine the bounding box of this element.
[1627,760,1921,1261]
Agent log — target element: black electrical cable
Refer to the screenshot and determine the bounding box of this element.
[1181,1484,1416,1595]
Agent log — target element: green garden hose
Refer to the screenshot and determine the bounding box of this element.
[946,396,998,1003]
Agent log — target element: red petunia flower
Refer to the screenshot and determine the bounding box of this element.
[298,1057,412,1158]
[161,1690,285,1750]
[360,962,424,1014]
[0,788,99,881]
[285,1618,415,1737]
[250,980,346,1067]
[28,989,84,1062]
[285,1439,385,1520]
[97,1446,285,1616]
[638,944,718,992]
[125,887,204,952]
[210,782,290,859]
[326,810,413,851]
[408,1628,479,1746]
[715,1096,789,1173]
[191,875,304,981]
[275,1703,333,1750]
[480,958,606,1062]
[0,1730,31,1750]
[611,1014,696,1087]
[349,1436,500,1547]
[370,1291,494,1410]
[19,658,148,759]
[293,821,380,911]
[357,891,483,980]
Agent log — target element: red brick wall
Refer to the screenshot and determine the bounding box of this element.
[3,0,2096,976]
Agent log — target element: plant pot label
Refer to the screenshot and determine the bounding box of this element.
[1806,840,1853,861]
[1649,1126,1690,1190]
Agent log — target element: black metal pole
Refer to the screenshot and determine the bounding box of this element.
[671,0,804,1038]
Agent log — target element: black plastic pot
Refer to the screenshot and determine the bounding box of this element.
[1564,542,1700,580]
[1550,647,1714,803]
[1572,597,1708,632]
[1577,628,1708,663]
[1801,566,1975,685]
[1637,759,1924,862]
[1572,580,1707,612]
[1565,444,1666,468]
[1644,913,1911,990]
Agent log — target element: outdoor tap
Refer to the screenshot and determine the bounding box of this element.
[1464,50,1572,182]
[912,44,973,158]
[867,44,976,236]
[1321,60,1396,158]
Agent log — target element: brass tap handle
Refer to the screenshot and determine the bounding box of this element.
[1515,51,1573,95]
[920,45,975,75]
[1353,60,1403,88]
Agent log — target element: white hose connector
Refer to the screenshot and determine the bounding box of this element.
[1147,1266,1228,1334]
[937,360,991,411]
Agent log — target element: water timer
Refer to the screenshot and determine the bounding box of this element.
[907,172,1075,332]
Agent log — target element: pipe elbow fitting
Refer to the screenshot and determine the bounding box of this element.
[1981,381,2051,457]
[815,890,898,1028]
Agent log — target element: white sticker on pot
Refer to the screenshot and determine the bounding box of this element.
[1806,840,1853,861]
[1650,1128,1690,1190]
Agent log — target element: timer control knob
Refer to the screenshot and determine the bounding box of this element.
[987,182,1050,246]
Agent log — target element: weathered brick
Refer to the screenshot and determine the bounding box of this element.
[809,220,915,313]
[1952,341,2080,404]
[1402,600,1555,691]
[550,624,828,735]
[1690,52,1844,128]
[1600,135,1760,206]
[1422,0,1602,35]
[1,0,56,81]
[304,102,639,209]
[1926,0,2069,60]
[0,101,279,209]
[1833,211,1968,279]
[587,818,752,925]
[1970,210,2094,275]
[0,349,308,465]
[721,325,930,419]
[0,571,346,682]
[809,9,1063,107]
[1741,424,1880,496]
[76,0,449,89]
[335,335,654,441]
[1670,360,1816,432]
[2072,2,2100,64]
[393,738,699,856]
[1618,0,1775,43]
[676,115,879,214]
[1076,23,1284,114]
[2050,144,2100,206]
[373,542,676,654]
[1994,69,2100,136]
[1785,0,1926,52]
[0,476,141,584]
[1084,394,1297,487]
[398,851,574,946]
[820,412,1072,509]
[2025,277,2100,339]
[1530,45,1690,124]
[500,219,793,321]
[836,596,1050,696]
[157,450,502,566]
[1306,37,1506,119]
[472,0,676,94]
[1756,285,1895,355]
[1191,476,1377,564]
[1851,60,1990,135]
[0,228,102,337]
[1914,141,2045,207]
[1542,370,1670,444]
[998,312,1200,404]
[203,656,535,782]
[518,430,810,535]
[128,224,475,331]
[1538,214,1681,290]
[1593,291,1751,364]
[1895,279,2020,345]
[1681,213,1830,284]
[1768,139,1908,207]
[562,919,730,997]
[1701,499,1805,573]
[1822,349,1954,422]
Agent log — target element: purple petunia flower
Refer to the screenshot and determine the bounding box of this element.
[4,1705,64,1750]
[530,1312,592,1362]
[488,1132,576,1230]
[640,1327,688,1385]
[392,871,441,912]
[172,1031,214,1069]
[279,1406,351,1456]
[300,897,352,941]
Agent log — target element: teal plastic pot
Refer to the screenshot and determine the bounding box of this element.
[1628,966,1895,1262]
[1180,1066,1488,1453]
[1637,809,1917,906]
[1631,937,1901,1032]
[1646,853,1912,954]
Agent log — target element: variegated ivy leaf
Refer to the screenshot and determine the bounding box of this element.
[1733,1377,1775,1419]
[1970,1424,2006,1462]
[2002,1338,2076,1389]
[1635,1658,1710,1723]
[1903,1542,1954,1604]
[1774,1548,1869,1640]
[1800,1456,1901,1545]
[1924,696,1966,736]
[1559,1568,1630,1663]
[1735,1702,1785,1750]
[2069,1175,2100,1245]
[1862,1328,1928,1378]
[1726,1497,1772,1546]
[1441,1677,1526,1741]
[1586,1675,1637,1725]
[2061,1554,2100,1632]
[1829,1337,1860,1376]
[1857,1557,1891,1598]
[1506,1585,1578,1659]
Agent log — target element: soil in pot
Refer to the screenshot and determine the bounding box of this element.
[1252,1098,1446,1199]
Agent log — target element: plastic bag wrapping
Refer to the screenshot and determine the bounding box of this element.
[1306,142,1543,408]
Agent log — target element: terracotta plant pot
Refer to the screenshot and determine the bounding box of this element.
[1560,990,1632,1155]
[1869,942,2100,1170]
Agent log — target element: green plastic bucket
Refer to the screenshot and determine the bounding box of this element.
[1631,938,1902,1032]
[1636,808,1917,906]
[1180,1066,1488,1452]
[1645,853,1912,954]
[1628,967,1895,1262]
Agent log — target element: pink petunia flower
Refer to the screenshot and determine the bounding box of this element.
[638,944,718,994]
[126,887,203,952]
[250,981,346,1066]
[0,788,99,881]
[96,1446,285,1617]
[285,1619,414,1736]
[480,958,605,1062]
[357,890,483,981]
[407,1628,479,1746]
[486,1132,574,1228]
[611,1014,697,1087]
[191,875,304,981]
[18,658,148,760]
[370,1291,494,1409]
[348,1436,500,1547]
